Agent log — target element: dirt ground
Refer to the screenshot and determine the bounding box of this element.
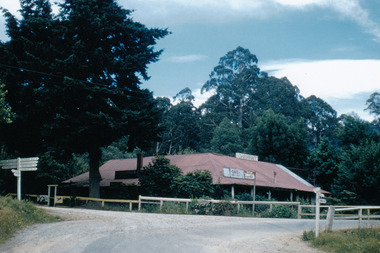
[2,207,358,253]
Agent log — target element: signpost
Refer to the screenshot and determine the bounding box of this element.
[0,157,39,200]
[313,187,326,237]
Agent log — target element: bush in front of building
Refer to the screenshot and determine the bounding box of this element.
[259,204,297,218]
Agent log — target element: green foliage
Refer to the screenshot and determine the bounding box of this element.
[302,230,315,241]
[336,114,379,147]
[176,170,214,198]
[211,201,236,216]
[301,95,338,147]
[139,156,182,197]
[250,109,308,168]
[260,205,297,218]
[254,76,304,120]
[101,136,139,163]
[158,100,201,154]
[366,92,380,119]
[160,202,187,214]
[306,136,339,191]
[202,46,261,130]
[0,83,14,124]
[190,198,213,215]
[333,141,380,205]
[210,117,243,156]
[0,196,58,245]
[0,0,168,197]
[139,156,214,199]
[308,227,380,253]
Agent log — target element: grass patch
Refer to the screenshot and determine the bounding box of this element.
[303,227,380,253]
[0,196,60,245]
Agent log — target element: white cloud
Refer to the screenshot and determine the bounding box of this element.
[0,1,21,14]
[167,54,208,63]
[275,0,380,42]
[262,59,380,98]
[192,88,214,107]
[262,59,380,120]
[126,0,380,42]
[2,0,379,42]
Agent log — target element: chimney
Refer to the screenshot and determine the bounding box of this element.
[137,153,143,172]
[274,171,277,184]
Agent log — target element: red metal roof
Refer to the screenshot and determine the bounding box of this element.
[63,153,319,193]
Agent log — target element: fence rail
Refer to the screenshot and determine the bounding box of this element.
[5,193,380,223]
[138,195,300,215]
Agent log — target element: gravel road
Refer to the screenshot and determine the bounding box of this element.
[1,207,377,253]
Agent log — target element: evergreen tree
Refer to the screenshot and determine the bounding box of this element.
[0,83,14,124]
[333,141,380,205]
[0,0,168,197]
[301,95,338,147]
[306,136,339,191]
[250,110,308,168]
[202,47,261,130]
[210,117,243,156]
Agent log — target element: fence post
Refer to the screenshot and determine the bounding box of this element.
[367,209,370,220]
[298,205,302,219]
[186,201,189,213]
[138,195,141,211]
[325,206,335,232]
[160,200,163,210]
[358,208,362,228]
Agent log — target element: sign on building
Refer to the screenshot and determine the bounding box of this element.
[223,167,255,180]
[235,153,259,161]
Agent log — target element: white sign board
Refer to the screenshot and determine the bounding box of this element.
[223,168,231,177]
[0,157,38,171]
[230,168,244,179]
[0,157,39,200]
[319,198,326,204]
[244,172,255,180]
[223,168,255,180]
[235,153,259,161]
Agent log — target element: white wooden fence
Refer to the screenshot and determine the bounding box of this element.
[138,195,300,215]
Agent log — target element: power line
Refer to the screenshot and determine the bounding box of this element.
[0,62,152,97]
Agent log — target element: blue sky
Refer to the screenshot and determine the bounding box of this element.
[1,0,379,120]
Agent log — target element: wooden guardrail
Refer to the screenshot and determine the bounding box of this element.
[75,196,139,210]
[334,206,380,228]
[138,195,301,215]
[299,205,380,222]
[6,193,380,222]
[5,193,139,211]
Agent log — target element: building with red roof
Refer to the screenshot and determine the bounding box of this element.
[63,153,324,200]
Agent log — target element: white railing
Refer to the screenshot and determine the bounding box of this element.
[138,195,300,215]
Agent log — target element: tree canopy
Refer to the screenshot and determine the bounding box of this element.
[0,0,169,197]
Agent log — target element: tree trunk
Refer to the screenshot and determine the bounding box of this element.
[238,97,243,130]
[89,148,102,198]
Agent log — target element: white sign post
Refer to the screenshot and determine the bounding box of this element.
[313,187,326,238]
[0,157,39,200]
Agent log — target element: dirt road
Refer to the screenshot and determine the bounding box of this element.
[1,207,373,253]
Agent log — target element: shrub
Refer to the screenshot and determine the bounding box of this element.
[176,170,214,198]
[190,198,212,215]
[260,205,297,218]
[302,230,315,241]
[212,201,235,216]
